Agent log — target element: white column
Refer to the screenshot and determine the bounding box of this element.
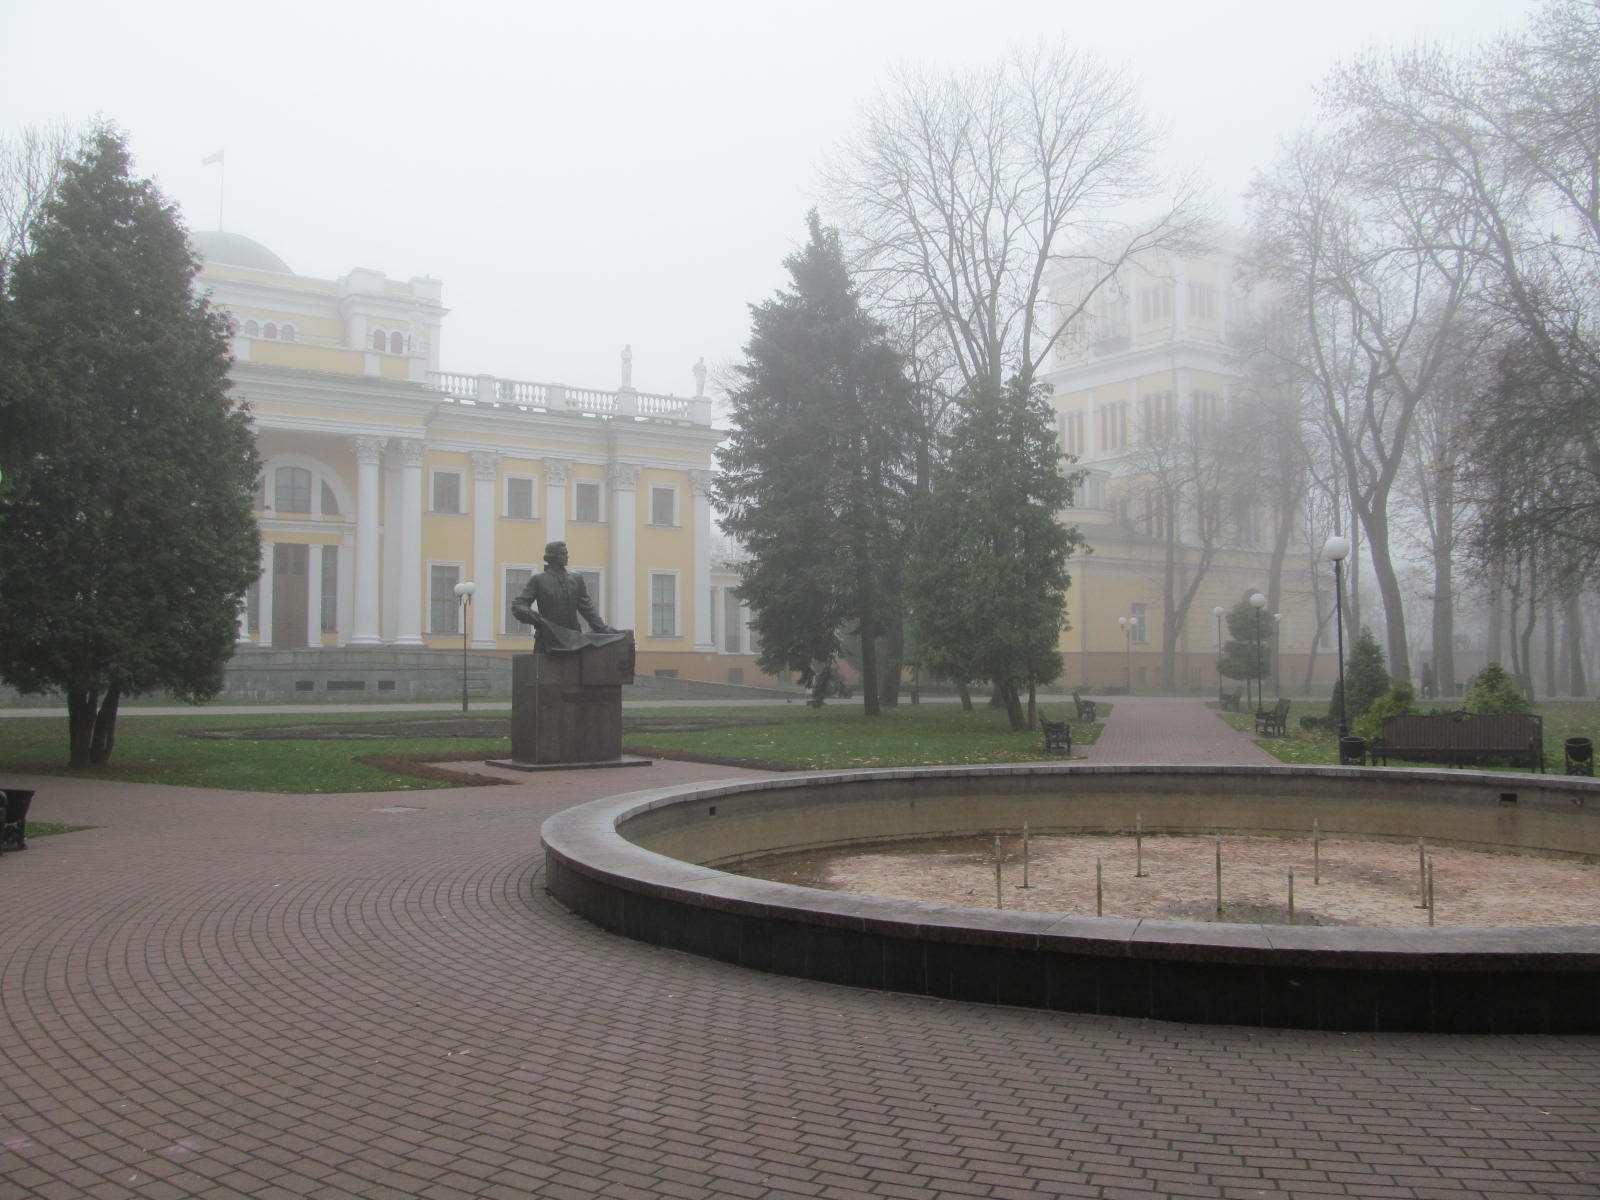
[305,544,323,648]
[350,436,384,644]
[257,541,275,647]
[607,461,638,632]
[394,438,426,645]
[690,469,715,651]
[337,535,354,646]
[470,451,498,647]
[543,457,570,544]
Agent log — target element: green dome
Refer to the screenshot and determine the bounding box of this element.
[191,230,292,274]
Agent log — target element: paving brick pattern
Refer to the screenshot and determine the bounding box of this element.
[2,701,1599,1198]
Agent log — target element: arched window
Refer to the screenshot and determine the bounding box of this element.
[263,322,278,340]
[243,319,260,338]
[389,331,405,355]
[280,323,296,342]
[371,329,387,351]
[274,466,312,513]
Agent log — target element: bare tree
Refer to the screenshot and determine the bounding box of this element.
[1119,395,1249,689]
[0,122,77,273]
[825,41,1202,398]
[1329,10,1600,573]
[1248,124,1480,684]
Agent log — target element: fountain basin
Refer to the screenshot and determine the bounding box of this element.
[541,763,1600,1032]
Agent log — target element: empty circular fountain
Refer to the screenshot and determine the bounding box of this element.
[541,763,1600,1032]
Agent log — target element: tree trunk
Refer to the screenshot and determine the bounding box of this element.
[1432,481,1457,696]
[90,684,121,764]
[858,617,881,718]
[1000,681,1026,731]
[879,619,904,709]
[956,680,973,711]
[66,688,99,768]
[1565,589,1587,698]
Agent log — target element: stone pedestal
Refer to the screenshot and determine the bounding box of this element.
[496,634,646,769]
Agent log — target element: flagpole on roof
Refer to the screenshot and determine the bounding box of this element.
[201,150,225,230]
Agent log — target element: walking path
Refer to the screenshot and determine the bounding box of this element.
[1080,694,1283,765]
[2,699,1598,1199]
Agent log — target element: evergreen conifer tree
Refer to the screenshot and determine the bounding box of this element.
[714,212,916,712]
[0,127,260,765]
[907,379,1084,730]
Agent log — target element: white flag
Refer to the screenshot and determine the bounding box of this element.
[201,150,224,166]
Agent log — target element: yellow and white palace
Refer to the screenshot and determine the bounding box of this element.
[195,232,765,697]
[1041,241,1338,696]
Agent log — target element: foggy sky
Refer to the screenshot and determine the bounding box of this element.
[7,0,1529,399]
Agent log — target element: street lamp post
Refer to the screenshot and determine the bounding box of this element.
[1274,613,1283,697]
[1213,605,1226,700]
[1250,593,1267,712]
[453,580,477,712]
[1322,536,1351,737]
[1118,616,1131,693]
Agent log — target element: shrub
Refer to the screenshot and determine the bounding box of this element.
[1463,662,1528,714]
[1331,626,1389,725]
[1353,683,1415,739]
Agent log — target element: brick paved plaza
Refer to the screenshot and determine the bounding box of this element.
[3,697,1599,1198]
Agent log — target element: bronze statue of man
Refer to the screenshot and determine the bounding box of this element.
[511,540,626,653]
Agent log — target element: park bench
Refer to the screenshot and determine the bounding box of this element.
[1072,692,1098,722]
[1,788,33,853]
[1219,690,1241,712]
[1040,712,1073,757]
[1368,711,1545,773]
[1254,697,1290,737]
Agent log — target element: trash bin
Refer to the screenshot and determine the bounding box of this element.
[1564,737,1593,776]
[1339,737,1368,766]
[0,788,34,852]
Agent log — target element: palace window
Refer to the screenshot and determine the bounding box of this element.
[1140,285,1172,324]
[650,572,679,638]
[1188,283,1217,322]
[1194,389,1224,431]
[505,476,536,519]
[429,564,463,634]
[1130,603,1149,644]
[649,486,678,527]
[320,547,338,633]
[723,590,743,653]
[1139,390,1176,441]
[1060,410,1085,458]
[263,322,279,340]
[243,319,260,338]
[504,566,534,634]
[1098,401,1127,451]
[431,470,463,515]
[389,331,405,354]
[274,466,312,513]
[574,480,602,523]
[279,323,296,342]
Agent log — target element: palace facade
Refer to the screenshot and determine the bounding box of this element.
[195,232,767,697]
[1041,242,1338,696]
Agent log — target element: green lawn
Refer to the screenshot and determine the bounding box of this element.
[0,701,1106,793]
[1219,698,1600,773]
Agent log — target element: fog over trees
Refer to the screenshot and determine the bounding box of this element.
[717,0,1600,711]
[1247,0,1600,697]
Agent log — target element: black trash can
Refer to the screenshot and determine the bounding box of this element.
[1339,736,1368,766]
[0,788,34,851]
[1565,737,1593,776]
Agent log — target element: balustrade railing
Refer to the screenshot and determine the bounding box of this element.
[427,371,705,425]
